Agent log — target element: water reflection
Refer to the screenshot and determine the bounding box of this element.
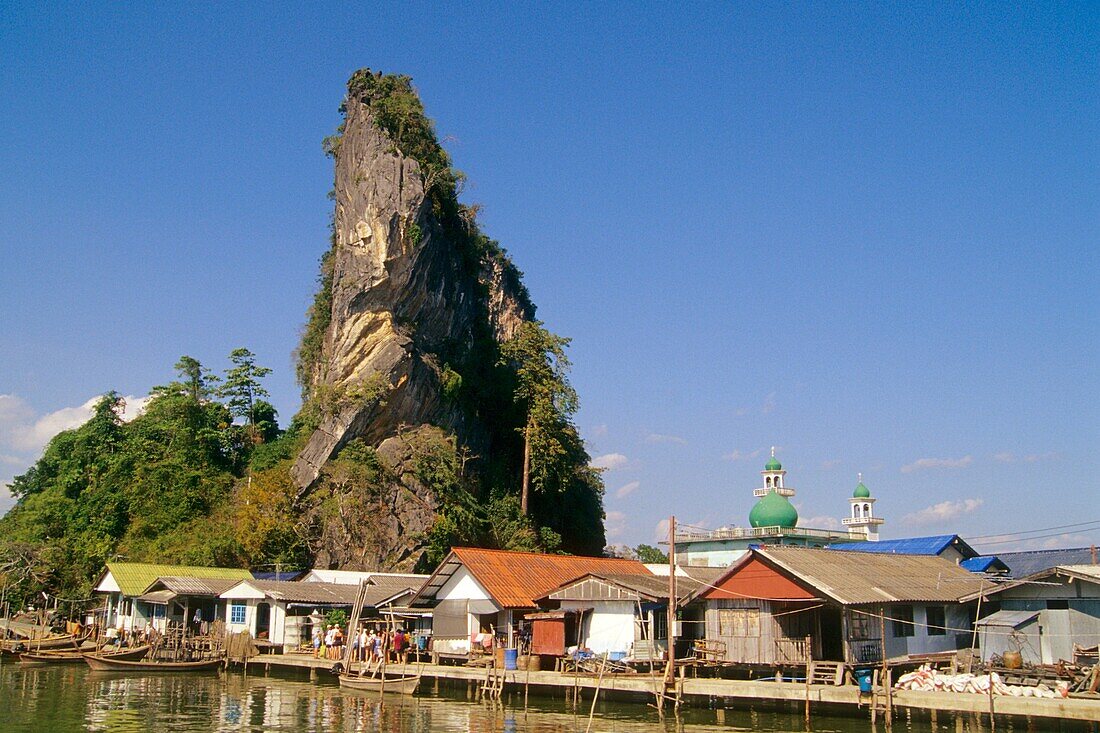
[0,663,1091,733]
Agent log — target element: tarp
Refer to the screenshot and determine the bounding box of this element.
[432,599,469,638]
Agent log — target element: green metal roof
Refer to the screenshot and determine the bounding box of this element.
[853,481,871,498]
[103,562,252,597]
[764,456,782,471]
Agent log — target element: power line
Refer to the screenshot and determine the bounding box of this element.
[969,519,1100,541]
[971,525,1100,548]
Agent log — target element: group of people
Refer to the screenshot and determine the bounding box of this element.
[312,622,414,664]
[103,623,158,648]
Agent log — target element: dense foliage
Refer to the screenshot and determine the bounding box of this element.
[0,353,308,605]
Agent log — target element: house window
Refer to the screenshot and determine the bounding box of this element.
[652,611,668,640]
[848,611,876,641]
[230,602,247,625]
[892,606,914,638]
[718,608,761,637]
[926,606,946,636]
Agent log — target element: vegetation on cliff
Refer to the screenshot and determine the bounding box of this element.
[296,69,605,562]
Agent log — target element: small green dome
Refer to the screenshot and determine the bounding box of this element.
[765,456,782,471]
[853,481,871,498]
[749,490,799,529]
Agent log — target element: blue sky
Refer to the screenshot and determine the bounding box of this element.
[1,3,1097,551]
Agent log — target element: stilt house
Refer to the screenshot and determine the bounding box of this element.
[692,546,985,666]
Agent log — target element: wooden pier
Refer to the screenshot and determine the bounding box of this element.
[237,653,1100,723]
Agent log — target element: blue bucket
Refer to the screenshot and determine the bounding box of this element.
[856,669,873,693]
[504,648,518,670]
[608,651,626,662]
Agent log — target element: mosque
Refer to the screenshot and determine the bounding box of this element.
[672,448,886,567]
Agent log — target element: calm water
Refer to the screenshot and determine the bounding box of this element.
[0,662,1091,733]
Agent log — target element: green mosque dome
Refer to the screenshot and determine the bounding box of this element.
[853,481,871,498]
[765,455,782,471]
[749,490,799,529]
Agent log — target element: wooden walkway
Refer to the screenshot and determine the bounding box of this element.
[238,653,1100,723]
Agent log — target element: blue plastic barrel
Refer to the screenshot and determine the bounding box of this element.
[504,648,518,670]
[856,668,873,693]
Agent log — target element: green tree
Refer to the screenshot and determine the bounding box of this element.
[173,355,219,401]
[499,322,577,516]
[218,348,272,431]
[634,544,668,564]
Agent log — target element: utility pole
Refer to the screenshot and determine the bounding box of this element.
[665,515,677,686]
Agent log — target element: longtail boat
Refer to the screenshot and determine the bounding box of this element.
[83,654,222,672]
[21,644,150,665]
[338,672,421,694]
[1,634,81,655]
[335,580,421,695]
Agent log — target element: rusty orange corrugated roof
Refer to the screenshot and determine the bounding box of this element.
[450,547,652,609]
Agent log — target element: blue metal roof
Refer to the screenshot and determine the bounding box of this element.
[959,556,1009,573]
[973,547,1097,578]
[829,535,975,557]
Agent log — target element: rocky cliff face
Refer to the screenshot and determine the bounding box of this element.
[291,73,532,493]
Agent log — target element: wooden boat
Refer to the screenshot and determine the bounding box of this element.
[22,644,150,665]
[338,672,421,695]
[1,634,80,655]
[84,654,222,672]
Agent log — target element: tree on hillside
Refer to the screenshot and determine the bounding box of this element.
[217,348,272,433]
[173,355,219,401]
[498,322,578,516]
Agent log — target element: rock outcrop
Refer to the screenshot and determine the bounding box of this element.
[291,73,532,492]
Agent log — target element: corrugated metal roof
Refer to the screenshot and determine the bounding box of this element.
[754,546,986,605]
[1060,564,1100,581]
[137,589,177,604]
[542,572,703,604]
[980,548,1097,578]
[829,535,977,558]
[146,576,243,596]
[417,548,651,609]
[975,609,1039,628]
[101,563,252,597]
[242,580,360,605]
[302,569,429,586]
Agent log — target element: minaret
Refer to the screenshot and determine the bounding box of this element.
[842,473,885,541]
[754,447,795,497]
[749,447,799,529]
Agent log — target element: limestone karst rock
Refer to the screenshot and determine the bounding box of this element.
[291,72,532,493]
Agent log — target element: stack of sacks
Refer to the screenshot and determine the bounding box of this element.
[894,665,1069,698]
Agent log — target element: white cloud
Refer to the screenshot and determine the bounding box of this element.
[723,448,763,462]
[591,452,628,471]
[0,393,149,513]
[653,518,670,542]
[801,514,843,530]
[644,432,686,445]
[605,510,627,539]
[900,455,973,474]
[589,424,608,439]
[761,392,776,414]
[903,498,984,526]
[821,459,842,470]
[615,481,640,499]
[994,451,1058,464]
